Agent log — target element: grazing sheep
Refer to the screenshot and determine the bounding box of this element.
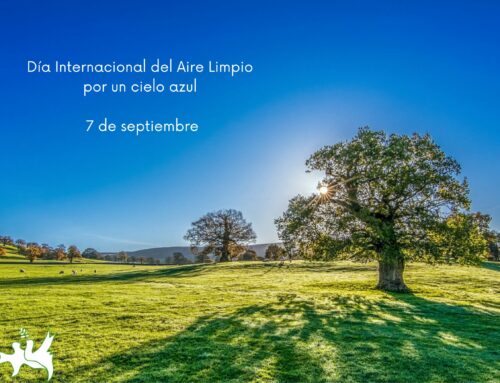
[72,270,77,276]
[20,269,25,273]
[59,271,64,275]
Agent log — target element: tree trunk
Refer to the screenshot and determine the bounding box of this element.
[219,250,229,262]
[220,221,231,262]
[219,219,231,262]
[377,257,407,292]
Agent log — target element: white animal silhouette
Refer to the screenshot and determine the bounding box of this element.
[0,332,54,381]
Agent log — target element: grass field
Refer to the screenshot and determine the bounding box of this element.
[0,256,498,382]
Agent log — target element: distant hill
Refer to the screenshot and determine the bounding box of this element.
[103,243,280,262]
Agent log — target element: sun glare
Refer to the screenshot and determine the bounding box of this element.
[319,185,329,195]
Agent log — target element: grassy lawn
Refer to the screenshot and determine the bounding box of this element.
[0,260,498,382]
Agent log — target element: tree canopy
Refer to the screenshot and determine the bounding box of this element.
[67,245,81,264]
[265,244,285,260]
[276,128,489,291]
[185,209,256,262]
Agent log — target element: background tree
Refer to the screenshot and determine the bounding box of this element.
[40,244,51,259]
[427,212,489,264]
[195,253,211,263]
[487,231,500,261]
[67,245,81,264]
[0,236,13,246]
[54,245,67,261]
[82,248,101,260]
[15,239,26,250]
[184,209,257,262]
[276,128,483,292]
[139,256,145,265]
[117,251,128,263]
[26,245,42,263]
[240,249,257,261]
[173,252,190,265]
[471,213,500,261]
[265,244,285,261]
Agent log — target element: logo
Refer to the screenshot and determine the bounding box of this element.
[0,328,54,381]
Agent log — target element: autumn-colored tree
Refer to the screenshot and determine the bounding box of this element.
[0,247,6,256]
[185,209,256,262]
[26,245,42,263]
[54,245,67,261]
[277,128,484,292]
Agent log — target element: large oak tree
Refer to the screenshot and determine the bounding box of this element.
[185,209,256,262]
[276,128,489,292]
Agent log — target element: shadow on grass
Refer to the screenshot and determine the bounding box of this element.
[215,262,376,275]
[0,264,213,287]
[0,263,376,288]
[73,294,499,383]
[482,261,500,272]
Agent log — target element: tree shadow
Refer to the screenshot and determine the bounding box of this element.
[218,262,375,275]
[482,261,500,272]
[0,264,212,287]
[71,293,499,382]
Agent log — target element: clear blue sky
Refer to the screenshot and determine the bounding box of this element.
[1,1,499,251]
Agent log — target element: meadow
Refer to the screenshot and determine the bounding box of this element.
[0,251,498,382]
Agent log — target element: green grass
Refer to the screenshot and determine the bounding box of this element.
[0,261,498,382]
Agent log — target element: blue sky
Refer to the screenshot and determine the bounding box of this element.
[1,1,499,251]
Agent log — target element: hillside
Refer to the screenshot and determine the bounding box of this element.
[0,244,25,261]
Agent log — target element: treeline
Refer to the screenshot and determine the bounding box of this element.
[0,234,289,265]
[0,236,82,263]
[162,246,286,265]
